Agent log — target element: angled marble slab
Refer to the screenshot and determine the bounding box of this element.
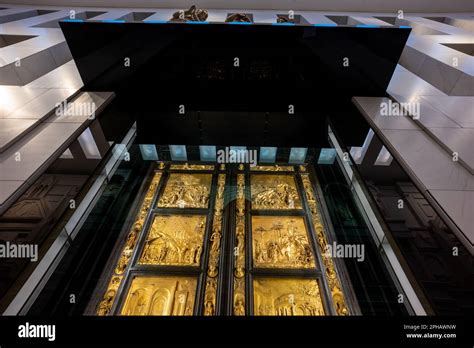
[5,88,77,120]
[355,97,474,191]
[381,14,474,96]
[0,180,24,210]
[46,91,109,123]
[0,9,74,84]
[25,61,83,89]
[427,128,474,174]
[0,8,58,25]
[388,65,447,98]
[389,93,474,173]
[0,91,114,212]
[0,41,72,85]
[0,86,48,117]
[0,59,83,152]
[406,15,472,37]
[0,122,83,180]
[0,9,68,28]
[400,36,473,96]
[295,12,336,25]
[351,15,393,26]
[140,10,175,22]
[350,96,419,130]
[353,96,474,250]
[0,118,36,152]
[421,95,474,128]
[393,95,462,128]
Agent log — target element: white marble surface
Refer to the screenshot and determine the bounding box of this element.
[352,96,420,130]
[0,118,36,150]
[0,85,48,116]
[4,88,77,119]
[415,101,463,129]
[0,121,84,181]
[0,180,24,208]
[382,128,474,191]
[25,61,83,89]
[388,65,448,98]
[428,127,474,173]
[421,96,474,128]
[377,14,474,96]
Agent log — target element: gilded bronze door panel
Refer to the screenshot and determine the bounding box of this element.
[253,278,325,316]
[250,174,302,210]
[121,276,197,315]
[138,214,207,266]
[251,216,316,269]
[238,164,351,316]
[96,163,351,316]
[157,173,212,209]
[96,164,227,316]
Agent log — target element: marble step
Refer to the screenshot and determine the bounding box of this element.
[376,17,473,96]
[0,9,57,24]
[0,40,73,85]
[0,88,79,153]
[390,94,474,175]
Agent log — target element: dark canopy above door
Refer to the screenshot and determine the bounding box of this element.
[61,21,410,147]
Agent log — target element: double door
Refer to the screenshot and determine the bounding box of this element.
[96,162,351,316]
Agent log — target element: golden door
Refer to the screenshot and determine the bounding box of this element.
[95,163,351,316]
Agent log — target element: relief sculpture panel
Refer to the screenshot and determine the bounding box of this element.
[253,278,325,316]
[121,276,197,315]
[252,216,315,269]
[203,174,226,315]
[138,215,206,266]
[251,175,302,210]
[157,173,212,209]
[233,173,246,315]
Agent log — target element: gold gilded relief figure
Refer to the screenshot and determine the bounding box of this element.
[203,174,226,315]
[300,173,349,315]
[158,174,211,209]
[121,276,197,316]
[252,216,315,269]
[253,278,325,316]
[96,276,122,316]
[233,278,245,316]
[233,174,246,315]
[251,175,302,210]
[276,15,293,23]
[203,278,217,316]
[225,13,252,23]
[97,171,162,315]
[139,215,206,266]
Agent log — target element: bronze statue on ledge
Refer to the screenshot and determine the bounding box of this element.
[170,5,208,22]
[276,15,294,23]
[225,13,252,23]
